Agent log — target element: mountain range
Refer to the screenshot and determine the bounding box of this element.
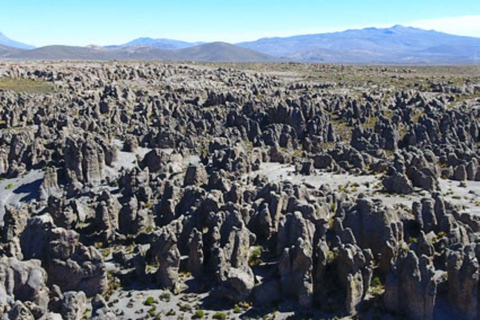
[105,38,205,50]
[6,42,275,63]
[1,25,480,64]
[0,32,35,50]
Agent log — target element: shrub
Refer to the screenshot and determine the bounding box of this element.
[192,310,205,319]
[178,302,192,312]
[213,312,227,320]
[371,277,382,288]
[148,305,157,317]
[248,246,263,267]
[159,292,171,302]
[234,305,242,313]
[407,237,418,244]
[144,296,155,306]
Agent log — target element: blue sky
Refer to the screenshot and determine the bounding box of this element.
[1,0,480,46]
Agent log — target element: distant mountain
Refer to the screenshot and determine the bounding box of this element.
[4,42,276,62]
[108,37,204,50]
[3,25,480,64]
[237,25,480,64]
[0,32,35,50]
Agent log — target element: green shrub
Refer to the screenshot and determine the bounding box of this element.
[213,312,227,320]
[148,305,157,317]
[371,277,382,288]
[248,246,263,267]
[408,237,418,244]
[178,302,192,312]
[159,292,171,302]
[234,305,242,313]
[144,296,155,306]
[192,310,205,319]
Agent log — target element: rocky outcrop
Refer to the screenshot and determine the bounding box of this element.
[91,295,116,320]
[384,251,436,320]
[277,212,315,307]
[149,226,180,290]
[61,291,87,320]
[1,62,480,319]
[64,135,110,184]
[447,245,480,320]
[19,214,107,297]
[0,257,49,316]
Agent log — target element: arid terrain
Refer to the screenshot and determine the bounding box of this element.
[1,61,480,320]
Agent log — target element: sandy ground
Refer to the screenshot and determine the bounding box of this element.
[0,169,44,222]
[250,162,480,215]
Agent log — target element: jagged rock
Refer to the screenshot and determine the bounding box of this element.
[64,136,106,184]
[61,291,87,320]
[276,211,315,307]
[453,164,467,181]
[383,170,414,194]
[20,214,107,297]
[184,163,208,186]
[343,197,403,274]
[313,154,334,170]
[39,167,60,200]
[2,301,35,320]
[248,202,273,244]
[409,167,438,191]
[123,136,138,152]
[0,257,49,315]
[214,267,255,303]
[140,149,169,173]
[210,211,255,303]
[187,228,204,276]
[447,245,479,320]
[384,251,436,320]
[1,61,480,319]
[336,244,373,313]
[2,206,29,244]
[279,237,313,308]
[149,227,180,289]
[298,160,315,175]
[91,295,115,320]
[94,190,121,240]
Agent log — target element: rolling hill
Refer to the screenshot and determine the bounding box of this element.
[3,42,276,62]
[0,44,24,58]
[175,42,276,62]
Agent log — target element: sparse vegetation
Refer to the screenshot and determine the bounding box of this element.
[248,246,264,267]
[0,78,54,94]
[213,312,227,320]
[193,310,205,319]
[159,292,171,302]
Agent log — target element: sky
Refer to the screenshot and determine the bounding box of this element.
[1,0,480,47]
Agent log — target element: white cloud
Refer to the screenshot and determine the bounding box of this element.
[405,15,480,37]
